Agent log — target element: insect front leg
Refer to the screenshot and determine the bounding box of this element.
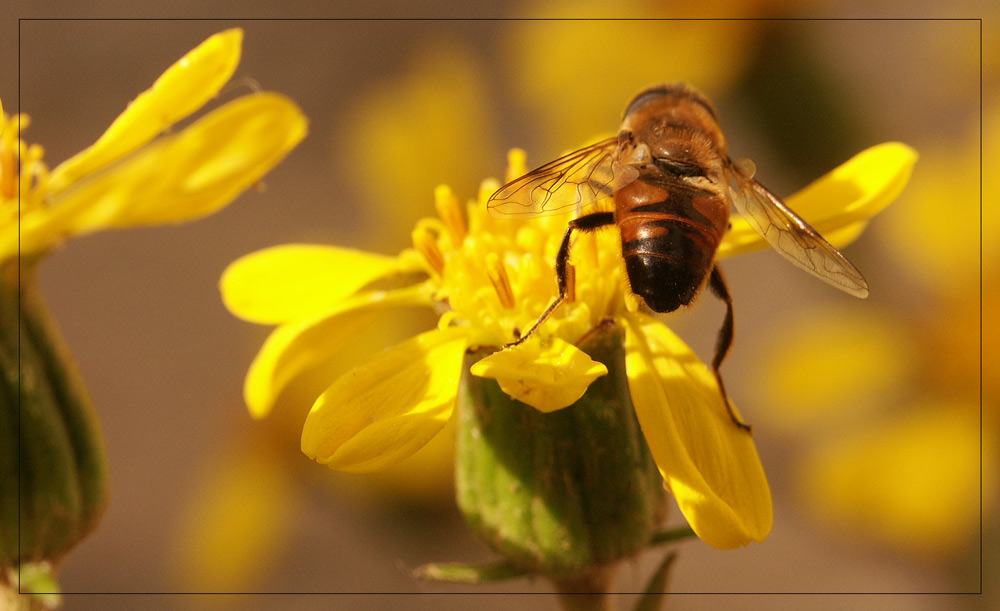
[506,211,616,347]
[708,266,752,433]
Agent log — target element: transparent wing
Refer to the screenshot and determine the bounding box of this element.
[727,161,869,298]
[488,137,640,218]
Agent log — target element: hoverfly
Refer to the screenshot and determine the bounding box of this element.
[487,83,868,431]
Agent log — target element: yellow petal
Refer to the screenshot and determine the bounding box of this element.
[7,93,307,259]
[301,326,469,473]
[48,29,243,195]
[719,142,918,258]
[244,283,434,419]
[622,313,772,549]
[469,337,607,413]
[221,244,415,324]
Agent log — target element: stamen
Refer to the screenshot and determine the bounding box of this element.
[0,129,18,202]
[565,264,576,303]
[0,142,15,200]
[437,310,460,330]
[434,185,466,244]
[505,148,527,183]
[486,252,516,310]
[24,144,48,195]
[412,226,445,275]
[624,290,641,313]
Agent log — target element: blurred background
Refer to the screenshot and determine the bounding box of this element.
[2,3,995,609]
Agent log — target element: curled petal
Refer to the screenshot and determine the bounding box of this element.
[244,283,434,419]
[8,93,307,259]
[719,142,917,258]
[221,244,418,324]
[622,313,772,549]
[49,29,244,195]
[469,337,607,413]
[301,326,469,473]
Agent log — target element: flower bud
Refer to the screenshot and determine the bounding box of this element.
[455,320,668,579]
[1,262,109,567]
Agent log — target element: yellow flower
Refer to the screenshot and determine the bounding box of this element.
[1,28,307,264]
[1,27,306,577]
[222,141,915,550]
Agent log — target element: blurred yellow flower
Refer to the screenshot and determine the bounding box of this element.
[222,140,914,550]
[503,2,763,147]
[169,435,298,593]
[798,404,991,558]
[756,109,993,562]
[0,28,307,264]
[339,38,499,249]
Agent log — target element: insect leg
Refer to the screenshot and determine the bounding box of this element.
[506,211,615,347]
[708,266,752,433]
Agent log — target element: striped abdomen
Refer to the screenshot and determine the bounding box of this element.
[616,178,729,313]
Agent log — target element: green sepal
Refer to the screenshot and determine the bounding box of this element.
[1,562,61,610]
[413,559,529,584]
[649,526,696,546]
[1,262,109,567]
[633,551,677,611]
[455,320,667,579]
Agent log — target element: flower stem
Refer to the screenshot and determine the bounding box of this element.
[552,564,618,611]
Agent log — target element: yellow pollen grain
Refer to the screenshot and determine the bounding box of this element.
[412,227,445,275]
[434,185,466,244]
[485,252,516,310]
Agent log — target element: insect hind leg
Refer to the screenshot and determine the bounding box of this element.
[505,211,615,347]
[708,266,752,433]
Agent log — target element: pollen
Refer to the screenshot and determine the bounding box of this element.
[412,226,445,276]
[434,184,466,244]
[485,252,516,310]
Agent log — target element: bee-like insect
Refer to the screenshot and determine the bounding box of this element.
[488,83,868,431]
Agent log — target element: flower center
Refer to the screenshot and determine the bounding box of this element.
[1,108,49,219]
[411,159,630,347]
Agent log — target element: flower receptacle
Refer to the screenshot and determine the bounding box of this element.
[1,262,109,569]
[455,320,668,579]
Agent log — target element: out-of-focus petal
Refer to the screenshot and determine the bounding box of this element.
[301,326,469,473]
[797,405,992,558]
[221,244,419,324]
[244,282,434,419]
[8,93,307,259]
[622,313,772,549]
[504,12,755,147]
[469,337,607,413]
[752,306,914,431]
[342,40,498,249]
[48,29,244,195]
[169,436,296,592]
[719,142,918,258]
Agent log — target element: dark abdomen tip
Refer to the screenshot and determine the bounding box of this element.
[625,254,706,313]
